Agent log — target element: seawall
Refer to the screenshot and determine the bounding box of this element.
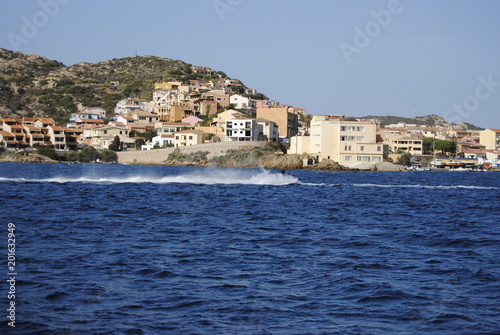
[116,141,269,164]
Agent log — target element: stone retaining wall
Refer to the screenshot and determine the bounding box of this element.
[116,141,269,164]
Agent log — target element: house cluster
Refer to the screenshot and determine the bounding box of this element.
[72,74,309,151]
[0,117,81,150]
[0,70,308,152]
[289,118,500,167]
[1,65,498,169]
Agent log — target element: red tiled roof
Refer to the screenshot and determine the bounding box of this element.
[77,119,104,123]
[0,131,15,137]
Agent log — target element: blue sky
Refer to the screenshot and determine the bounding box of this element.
[1,0,499,128]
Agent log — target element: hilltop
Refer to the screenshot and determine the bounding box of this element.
[358,114,483,130]
[0,49,484,130]
[0,48,260,124]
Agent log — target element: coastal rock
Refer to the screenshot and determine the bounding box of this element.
[375,162,406,172]
[312,159,351,171]
[0,153,57,163]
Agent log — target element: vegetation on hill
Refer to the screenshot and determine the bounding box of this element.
[357,114,483,130]
[0,48,484,131]
[0,48,253,124]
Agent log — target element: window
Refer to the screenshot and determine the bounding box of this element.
[360,146,365,151]
[189,136,193,140]
[377,146,382,152]
[357,126,364,132]
[357,136,364,141]
[341,126,347,131]
[357,156,371,162]
[340,136,347,141]
[372,156,381,162]
[345,156,352,161]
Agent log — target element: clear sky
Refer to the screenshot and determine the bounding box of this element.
[1,0,499,128]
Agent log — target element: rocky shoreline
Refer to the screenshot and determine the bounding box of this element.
[0,148,407,172]
[0,153,57,163]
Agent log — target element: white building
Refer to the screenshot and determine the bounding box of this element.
[142,134,175,150]
[230,94,256,110]
[256,119,279,142]
[225,119,259,142]
[68,109,106,126]
[114,98,150,115]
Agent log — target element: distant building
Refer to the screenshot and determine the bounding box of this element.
[174,129,206,147]
[290,115,384,165]
[480,129,500,150]
[225,119,259,142]
[256,105,298,140]
[230,94,256,110]
[114,98,150,115]
[256,119,279,142]
[191,66,213,75]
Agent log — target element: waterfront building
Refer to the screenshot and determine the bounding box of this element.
[480,129,500,150]
[256,119,279,142]
[174,129,206,147]
[290,115,384,165]
[225,119,259,142]
[256,105,299,141]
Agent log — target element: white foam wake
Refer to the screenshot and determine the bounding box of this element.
[0,169,299,186]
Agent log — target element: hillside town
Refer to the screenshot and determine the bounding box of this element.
[1,66,499,170]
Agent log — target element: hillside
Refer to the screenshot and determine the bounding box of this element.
[357,114,483,130]
[0,49,483,130]
[0,48,253,124]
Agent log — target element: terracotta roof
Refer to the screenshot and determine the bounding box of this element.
[63,128,83,133]
[160,122,191,127]
[463,149,486,153]
[176,129,205,135]
[1,118,17,123]
[0,131,15,137]
[77,119,104,123]
[37,118,55,124]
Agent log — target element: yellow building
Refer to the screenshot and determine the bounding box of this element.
[480,129,500,150]
[89,125,129,149]
[290,115,384,165]
[174,129,206,147]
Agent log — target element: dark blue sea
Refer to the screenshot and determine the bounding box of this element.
[0,162,499,335]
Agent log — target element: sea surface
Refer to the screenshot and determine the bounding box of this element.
[0,162,499,335]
